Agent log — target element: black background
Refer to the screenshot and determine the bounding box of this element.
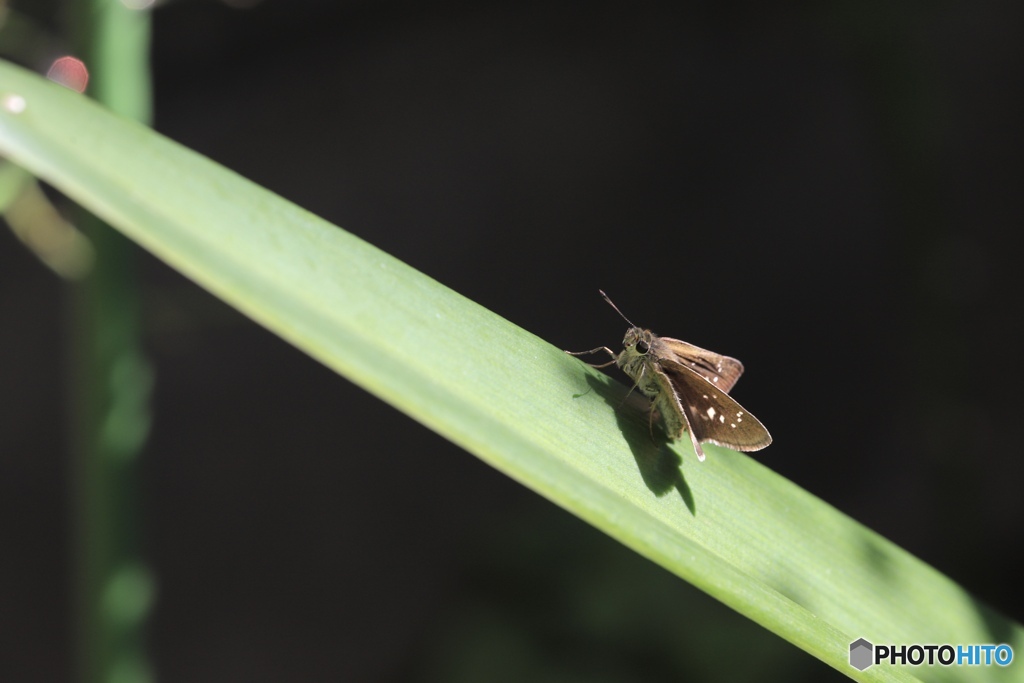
[2,1,1023,681]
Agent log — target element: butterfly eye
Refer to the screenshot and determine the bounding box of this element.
[636,339,650,354]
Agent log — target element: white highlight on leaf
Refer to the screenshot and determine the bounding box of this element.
[2,94,26,113]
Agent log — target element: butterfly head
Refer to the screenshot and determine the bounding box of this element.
[600,291,655,360]
[623,327,654,355]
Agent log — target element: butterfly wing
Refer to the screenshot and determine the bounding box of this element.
[659,358,772,455]
[655,337,745,394]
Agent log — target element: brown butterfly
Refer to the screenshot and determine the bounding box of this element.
[568,291,772,461]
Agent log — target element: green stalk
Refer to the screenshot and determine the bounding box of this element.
[65,2,154,682]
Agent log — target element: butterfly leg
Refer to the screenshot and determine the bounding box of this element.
[565,346,618,369]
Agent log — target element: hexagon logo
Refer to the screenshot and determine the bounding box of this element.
[850,638,874,671]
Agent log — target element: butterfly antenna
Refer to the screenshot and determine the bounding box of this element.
[598,290,636,327]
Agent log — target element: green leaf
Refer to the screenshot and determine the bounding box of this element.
[1,60,1020,682]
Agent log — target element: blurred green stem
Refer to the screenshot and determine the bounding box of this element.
[67,1,154,682]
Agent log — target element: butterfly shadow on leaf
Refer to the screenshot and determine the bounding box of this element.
[581,374,696,516]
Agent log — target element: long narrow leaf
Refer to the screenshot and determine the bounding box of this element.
[2,61,1020,682]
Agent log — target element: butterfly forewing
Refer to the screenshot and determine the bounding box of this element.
[660,359,772,451]
[654,337,745,394]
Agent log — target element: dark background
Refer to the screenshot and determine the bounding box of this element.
[2,0,1023,681]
